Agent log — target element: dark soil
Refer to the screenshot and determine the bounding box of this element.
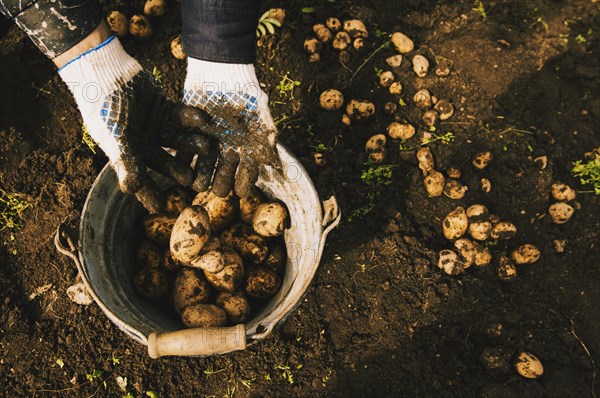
[1,0,599,397]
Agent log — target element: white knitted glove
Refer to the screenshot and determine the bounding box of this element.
[59,36,213,212]
[183,58,280,198]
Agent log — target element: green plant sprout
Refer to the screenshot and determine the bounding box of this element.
[398,132,455,152]
[575,34,586,43]
[152,66,162,83]
[0,188,32,232]
[571,150,600,194]
[256,10,282,37]
[321,368,334,387]
[276,73,301,99]
[275,363,295,384]
[204,363,230,376]
[473,1,487,21]
[374,66,383,77]
[86,369,103,382]
[349,162,397,220]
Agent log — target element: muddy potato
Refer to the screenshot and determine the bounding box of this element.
[434,99,454,120]
[220,224,268,264]
[384,102,397,115]
[107,11,128,37]
[413,89,432,110]
[332,31,351,50]
[134,268,169,300]
[326,17,341,32]
[143,213,177,245]
[263,241,287,273]
[412,55,429,78]
[192,190,238,232]
[444,179,468,199]
[319,89,344,111]
[341,113,352,126]
[204,248,244,293]
[136,240,162,268]
[424,171,445,197]
[309,53,321,63]
[369,149,386,164]
[313,24,332,42]
[313,152,326,166]
[515,352,544,379]
[190,249,225,273]
[472,151,493,170]
[447,165,461,179]
[391,32,414,53]
[510,244,540,265]
[386,54,403,68]
[551,182,576,201]
[265,8,286,24]
[388,82,403,95]
[435,56,452,76]
[162,250,182,272]
[416,147,435,175]
[173,268,211,314]
[144,0,165,16]
[303,38,322,54]
[473,241,492,267]
[490,221,517,240]
[129,15,153,39]
[239,190,264,224]
[454,238,476,268]
[165,186,191,215]
[481,178,492,193]
[553,239,567,253]
[379,71,394,87]
[387,122,415,140]
[438,249,465,275]
[422,110,438,127]
[469,221,492,241]
[170,206,210,264]
[216,291,250,324]
[443,206,469,240]
[252,202,288,237]
[346,99,375,121]
[353,38,365,50]
[170,35,186,60]
[497,255,517,282]
[365,134,386,154]
[548,202,575,224]
[466,204,489,223]
[181,304,227,328]
[244,267,282,298]
[343,20,368,38]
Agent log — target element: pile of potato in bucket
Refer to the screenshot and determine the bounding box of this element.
[135,187,288,328]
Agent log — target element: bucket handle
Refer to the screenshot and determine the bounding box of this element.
[321,195,341,238]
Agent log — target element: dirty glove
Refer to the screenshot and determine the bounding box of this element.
[183,59,281,198]
[59,36,211,212]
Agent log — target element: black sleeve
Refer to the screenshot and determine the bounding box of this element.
[180,0,261,64]
[0,0,102,58]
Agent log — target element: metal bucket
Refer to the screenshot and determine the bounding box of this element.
[55,144,340,358]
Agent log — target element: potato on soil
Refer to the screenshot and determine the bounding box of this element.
[216,291,250,324]
[136,240,162,268]
[515,352,544,379]
[239,190,264,224]
[497,255,517,282]
[252,202,288,237]
[353,37,365,50]
[165,186,191,215]
[220,224,268,264]
[326,17,341,32]
[346,99,375,121]
[313,24,332,42]
[447,165,461,179]
[548,202,574,224]
[144,0,165,17]
[204,248,244,293]
[472,151,493,169]
[162,250,182,272]
[143,213,177,245]
[469,221,492,241]
[319,89,344,111]
[332,31,351,50]
[386,54,403,68]
[435,56,452,77]
[551,182,576,201]
[369,150,386,164]
[473,241,492,267]
[490,221,517,240]
[192,190,238,232]
[170,35,186,60]
[444,179,468,199]
[379,71,394,87]
[384,102,397,115]
[413,89,432,110]
[454,238,476,268]
[343,20,368,38]
[416,147,435,175]
[170,205,210,264]
[388,82,403,95]
[365,134,386,154]
[387,122,415,140]
[391,32,414,53]
[107,11,128,37]
[481,178,492,193]
[129,15,153,39]
[422,110,438,126]
[438,249,465,275]
[263,241,287,273]
[434,100,454,120]
[424,171,445,197]
[265,8,286,24]
[304,38,322,54]
[510,244,540,265]
[466,204,489,222]
[181,304,227,328]
[134,268,169,301]
[309,53,320,63]
[173,268,211,314]
[412,55,429,77]
[443,206,469,240]
[244,267,282,298]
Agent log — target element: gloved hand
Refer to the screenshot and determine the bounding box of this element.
[183,59,281,198]
[59,36,212,212]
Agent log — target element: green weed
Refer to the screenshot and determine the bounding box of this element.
[152,66,162,83]
[571,150,600,194]
[473,1,487,21]
[0,188,32,232]
[349,162,397,220]
[274,363,295,384]
[276,73,301,99]
[256,10,282,37]
[86,369,103,382]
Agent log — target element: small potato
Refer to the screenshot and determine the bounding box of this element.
[263,241,287,273]
[391,31,414,53]
[387,122,415,140]
[454,238,476,268]
[551,182,576,202]
[384,102,397,115]
[129,15,153,39]
[143,213,177,245]
[379,71,394,88]
[422,110,438,127]
[162,250,182,272]
[353,37,365,50]
[136,240,162,268]
[304,38,322,54]
[309,52,321,63]
[326,17,342,32]
[438,249,465,275]
[413,89,432,110]
[346,99,375,121]
[343,20,368,38]
[365,134,386,154]
[144,0,166,17]
[434,99,454,120]
[181,304,227,328]
[472,151,493,170]
[244,267,282,298]
[173,268,211,314]
[369,150,386,164]
[319,89,344,111]
[190,249,225,273]
[204,248,244,293]
[466,204,489,223]
[473,241,492,267]
[443,179,468,199]
[447,165,461,179]
[332,31,351,50]
[220,224,268,264]
[515,352,544,379]
[386,54,403,68]
[107,11,128,37]
[388,82,403,95]
[313,24,332,42]
[192,190,238,232]
[265,8,286,24]
[497,255,517,282]
[170,206,211,264]
[165,186,191,215]
[424,171,445,197]
[481,178,492,193]
[469,221,492,241]
[170,35,186,60]
[548,202,574,224]
[239,190,264,224]
[412,54,429,78]
[252,202,288,237]
[510,244,540,265]
[134,268,169,301]
[216,291,250,324]
[416,147,435,175]
[490,221,517,240]
[443,206,468,240]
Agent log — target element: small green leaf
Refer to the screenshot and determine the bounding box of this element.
[56,359,64,369]
[301,7,315,13]
[265,21,275,34]
[257,24,267,37]
[146,391,159,398]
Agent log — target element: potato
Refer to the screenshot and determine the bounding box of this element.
[469,221,492,241]
[309,53,320,63]
[313,24,332,42]
[181,304,227,328]
[192,190,238,232]
[263,241,287,272]
[252,203,288,237]
[365,134,386,154]
[170,35,186,60]
[353,37,365,50]
[551,182,576,202]
[510,244,540,265]
[220,224,268,264]
[391,32,414,53]
[490,221,517,240]
[384,102,397,115]
[424,171,445,197]
[412,55,429,77]
[386,54,403,68]
[200,237,221,253]
[162,250,182,272]
[443,206,468,240]
[265,8,286,24]
[454,238,476,268]
[173,268,211,314]
[239,190,264,224]
[437,250,465,275]
[346,99,375,121]
[416,147,435,175]
[413,89,432,110]
[143,213,177,245]
[190,249,225,273]
[216,291,250,324]
[332,31,351,50]
[434,99,454,120]
[422,110,438,127]
[319,89,344,111]
[326,17,341,32]
[443,179,468,199]
[107,11,128,37]
[447,165,461,179]
[129,15,153,39]
[481,178,492,193]
[304,38,322,54]
[136,240,162,268]
[389,82,403,95]
[548,202,574,224]
[368,150,386,164]
[387,122,414,140]
[553,239,567,253]
[165,186,191,215]
[204,248,244,293]
[472,151,493,170]
[244,267,282,298]
[170,206,211,264]
[144,0,165,17]
[515,352,544,379]
[343,20,368,38]
[379,71,394,87]
[313,152,326,166]
[134,268,169,301]
[497,255,517,282]
[466,204,489,223]
[473,241,492,267]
